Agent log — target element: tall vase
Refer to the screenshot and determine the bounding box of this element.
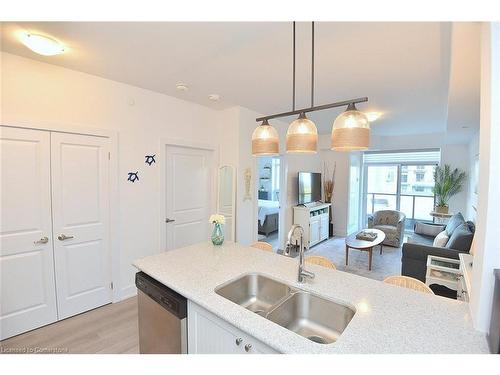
[211,223,224,246]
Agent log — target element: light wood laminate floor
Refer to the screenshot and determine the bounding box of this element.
[1,296,139,354]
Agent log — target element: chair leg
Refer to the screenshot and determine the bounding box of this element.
[380,244,383,255]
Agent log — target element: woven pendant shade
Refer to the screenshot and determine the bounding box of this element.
[252,120,279,156]
[286,113,318,153]
[331,105,370,151]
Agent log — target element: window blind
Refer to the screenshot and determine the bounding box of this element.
[363,149,440,164]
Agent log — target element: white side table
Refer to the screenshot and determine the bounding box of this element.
[429,211,454,224]
[425,255,461,293]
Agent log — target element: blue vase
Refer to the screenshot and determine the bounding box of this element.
[211,223,224,246]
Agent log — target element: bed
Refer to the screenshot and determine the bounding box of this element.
[258,199,279,236]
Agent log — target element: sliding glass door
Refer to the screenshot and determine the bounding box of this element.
[364,163,437,230]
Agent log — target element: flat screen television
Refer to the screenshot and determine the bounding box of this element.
[298,172,322,204]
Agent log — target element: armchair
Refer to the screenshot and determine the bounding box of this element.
[368,210,406,247]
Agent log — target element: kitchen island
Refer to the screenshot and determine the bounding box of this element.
[133,241,489,354]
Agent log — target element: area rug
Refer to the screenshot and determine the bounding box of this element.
[306,236,403,281]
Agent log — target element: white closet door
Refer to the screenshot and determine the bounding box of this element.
[50,132,112,319]
[0,127,57,340]
[165,145,214,250]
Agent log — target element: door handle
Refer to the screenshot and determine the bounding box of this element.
[57,234,74,241]
[165,218,175,223]
[34,236,49,245]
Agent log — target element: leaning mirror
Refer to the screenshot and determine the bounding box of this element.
[217,165,236,241]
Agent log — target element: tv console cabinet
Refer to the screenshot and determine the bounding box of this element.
[293,203,331,249]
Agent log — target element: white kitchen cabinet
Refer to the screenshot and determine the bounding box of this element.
[187,301,278,354]
[293,203,331,249]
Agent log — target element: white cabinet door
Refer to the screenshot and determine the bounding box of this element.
[0,127,58,340]
[165,146,214,250]
[188,301,278,354]
[320,215,329,240]
[50,132,112,319]
[188,301,241,354]
[310,219,320,245]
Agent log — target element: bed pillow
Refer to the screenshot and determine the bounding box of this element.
[433,230,449,247]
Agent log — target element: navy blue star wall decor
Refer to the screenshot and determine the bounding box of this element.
[145,154,156,166]
[127,171,139,183]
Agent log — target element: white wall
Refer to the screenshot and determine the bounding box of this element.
[1,52,222,299]
[470,22,500,334]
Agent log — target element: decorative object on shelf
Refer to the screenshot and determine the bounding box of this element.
[145,154,156,166]
[323,161,336,204]
[127,171,139,183]
[209,214,226,246]
[432,164,467,214]
[243,168,252,201]
[252,21,369,155]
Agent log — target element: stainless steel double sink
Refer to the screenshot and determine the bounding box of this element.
[215,273,355,345]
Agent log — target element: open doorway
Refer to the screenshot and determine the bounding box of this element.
[256,156,281,250]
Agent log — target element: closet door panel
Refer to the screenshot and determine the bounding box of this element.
[0,127,57,340]
[50,132,112,319]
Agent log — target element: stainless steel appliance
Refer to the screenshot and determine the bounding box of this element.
[135,272,187,354]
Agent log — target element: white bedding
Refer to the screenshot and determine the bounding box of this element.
[258,199,279,225]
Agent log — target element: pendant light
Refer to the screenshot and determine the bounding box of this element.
[254,22,369,152]
[251,119,279,156]
[286,22,318,153]
[331,103,370,151]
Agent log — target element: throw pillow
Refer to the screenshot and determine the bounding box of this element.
[433,230,449,247]
[414,222,445,237]
[446,223,474,252]
[445,212,466,236]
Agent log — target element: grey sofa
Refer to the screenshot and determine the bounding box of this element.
[401,212,475,282]
[367,210,406,247]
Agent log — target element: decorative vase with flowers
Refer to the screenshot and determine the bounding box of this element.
[209,214,226,246]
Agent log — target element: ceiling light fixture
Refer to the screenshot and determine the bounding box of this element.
[176,83,189,91]
[20,32,65,56]
[253,22,369,155]
[208,94,221,101]
[251,119,279,156]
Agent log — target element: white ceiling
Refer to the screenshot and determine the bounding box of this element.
[0,22,480,136]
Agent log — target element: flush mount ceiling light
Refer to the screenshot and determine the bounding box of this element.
[20,32,65,56]
[176,83,189,91]
[253,22,369,155]
[208,94,221,101]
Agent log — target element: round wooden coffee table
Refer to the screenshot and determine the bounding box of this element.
[345,229,385,271]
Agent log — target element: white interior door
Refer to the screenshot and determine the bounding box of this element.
[50,132,112,319]
[0,127,57,340]
[165,145,214,250]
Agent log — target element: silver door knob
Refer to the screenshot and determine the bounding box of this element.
[57,234,74,241]
[235,338,243,346]
[34,236,49,244]
[165,218,175,223]
[244,343,252,352]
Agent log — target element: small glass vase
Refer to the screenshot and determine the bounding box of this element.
[211,223,224,246]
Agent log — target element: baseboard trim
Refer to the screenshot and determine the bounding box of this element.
[120,284,137,301]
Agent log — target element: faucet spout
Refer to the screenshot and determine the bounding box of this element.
[288,224,315,283]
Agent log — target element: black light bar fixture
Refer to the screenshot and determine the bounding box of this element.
[251,22,371,156]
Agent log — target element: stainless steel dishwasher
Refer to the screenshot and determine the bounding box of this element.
[135,272,188,353]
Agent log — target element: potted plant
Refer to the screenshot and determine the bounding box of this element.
[432,164,467,214]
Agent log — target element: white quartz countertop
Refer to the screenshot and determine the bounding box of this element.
[133,241,489,354]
